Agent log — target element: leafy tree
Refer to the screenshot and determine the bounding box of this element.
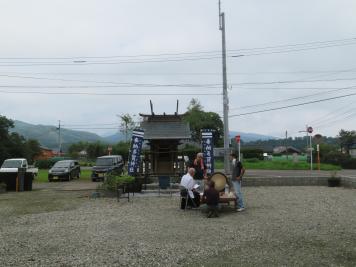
[338,129,356,154]
[24,139,41,164]
[119,114,136,142]
[183,99,223,146]
[0,115,41,164]
[68,141,88,158]
[86,142,106,159]
[112,141,130,161]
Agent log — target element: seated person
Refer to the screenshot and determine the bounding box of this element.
[203,180,220,218]
[180,168,200,209]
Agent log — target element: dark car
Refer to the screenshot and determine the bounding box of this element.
[48,160,81,182]
[91,155,124,182]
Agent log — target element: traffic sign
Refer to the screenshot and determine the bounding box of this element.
[307,126,313,133]
[235,135,241,143]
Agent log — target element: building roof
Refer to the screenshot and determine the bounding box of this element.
[273,146,301,154]
[140,119,191,140]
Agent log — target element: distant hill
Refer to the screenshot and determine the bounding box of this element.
[11,120,105,150]
[229,131,276,142]
[10,120,278,150]
[102,132,127,143]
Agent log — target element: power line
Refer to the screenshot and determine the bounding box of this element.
[229,37,356,52]
[2,68,356,76]
[232,40,356,57]
[314,110,356,130]
[229,92,356,117]
[312,106,356,128]
[231,87,356,90]
[1,36,355,60]
[229,85,356,111]
[2,77,356,89]
[0,73,221,87]
[0,37,355,66]
[0,55,222,66]
[231,77,356,86]
[0,90,221,96]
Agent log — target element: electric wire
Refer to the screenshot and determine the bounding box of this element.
[0,90,220,96]
[0,36,355,60]
[0,37,355,66]
[229,91,356,117]
[229,85,356,111]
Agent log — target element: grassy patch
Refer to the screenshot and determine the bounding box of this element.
[244,161,341,170]
[35,169,92,183]
[214,159,340,170]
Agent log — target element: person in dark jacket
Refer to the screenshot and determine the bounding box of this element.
[190,152,207,192]
[203,180,220,218]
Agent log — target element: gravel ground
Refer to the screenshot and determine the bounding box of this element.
[0,186,355,266]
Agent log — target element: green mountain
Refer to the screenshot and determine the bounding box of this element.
[10,120,281,152]
[11,120,105,150]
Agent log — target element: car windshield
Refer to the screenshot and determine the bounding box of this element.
[53,161,70,168]
[1,160,22,168]
[96,158,113,166]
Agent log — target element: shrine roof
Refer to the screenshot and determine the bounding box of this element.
[140,120,191,140]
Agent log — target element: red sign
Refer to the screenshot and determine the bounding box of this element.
[307,126,313,133]
[235,135,241,143]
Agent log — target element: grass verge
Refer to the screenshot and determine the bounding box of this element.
[214,160,340,170]
[36,169,92,183]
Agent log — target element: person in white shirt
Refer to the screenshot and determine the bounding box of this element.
[180,168,196,198]
[180,168,200,208]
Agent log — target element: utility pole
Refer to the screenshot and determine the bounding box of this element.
[57,120,61,156]
[300,125,313,171]
[219,0,230,174]
[285,130,288,160]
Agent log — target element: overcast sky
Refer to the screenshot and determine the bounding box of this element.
[0,0,356,139]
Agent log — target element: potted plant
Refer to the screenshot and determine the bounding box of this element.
[117,174,136,193]
[328,171,341,187]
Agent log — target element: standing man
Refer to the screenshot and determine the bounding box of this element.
[230,153,245,212]
[191,152,207,192]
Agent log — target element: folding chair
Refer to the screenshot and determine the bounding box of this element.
[180,187,199,210]
[158,176,172,197]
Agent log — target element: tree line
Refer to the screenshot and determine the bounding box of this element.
[0,116,41,164]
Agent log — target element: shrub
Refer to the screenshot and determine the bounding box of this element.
[322,151,356,169]
[241,148,264,160]
[34,159,53,169]
[98,174,135,192]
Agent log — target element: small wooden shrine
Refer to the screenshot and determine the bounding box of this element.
[139,101,191,175]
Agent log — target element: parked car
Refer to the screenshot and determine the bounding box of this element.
[48,160,81,182]
[0,158,38,178]
[91,155,124,182]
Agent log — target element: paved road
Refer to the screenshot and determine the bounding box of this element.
[216,169,356,178]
